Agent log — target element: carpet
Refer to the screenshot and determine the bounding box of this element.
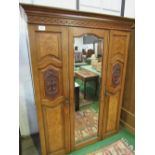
[87,139,134,155]
[75,107,99,144]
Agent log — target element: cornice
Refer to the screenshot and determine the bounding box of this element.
[20,3,135,31]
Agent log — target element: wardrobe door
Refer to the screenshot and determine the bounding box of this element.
[28,25,70,155]
[69,27,109,150]
[103,30,130,136]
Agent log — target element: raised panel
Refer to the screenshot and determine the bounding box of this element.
[43,104,65,154]
[106,92,120,131]
[110,32,128,60]
[36,32,61,59]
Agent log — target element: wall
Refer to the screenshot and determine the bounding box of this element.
[19,7,38,136]
[124,0,135,18]
[19,0,135,18]
[20,0,76,9]
[74,37,84,52]
[79,0,122,16]
[74,37,94,52]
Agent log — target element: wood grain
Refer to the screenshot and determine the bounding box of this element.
[106,92,120,131]
[36,32,61,59]
[104,30,130,136]
[121,29,135,134]
[43,105,65,153]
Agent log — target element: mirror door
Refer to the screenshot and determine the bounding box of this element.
[69,27,109,150]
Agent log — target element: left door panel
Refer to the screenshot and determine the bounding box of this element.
[28,25,70,155]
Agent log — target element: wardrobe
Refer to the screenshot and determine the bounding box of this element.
[21,4,135,155]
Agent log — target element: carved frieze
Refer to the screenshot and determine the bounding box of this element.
[28,15,132,31]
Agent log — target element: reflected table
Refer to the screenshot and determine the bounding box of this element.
[75,69,99,99]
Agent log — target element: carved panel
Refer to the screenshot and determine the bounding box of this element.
[44,69,59,99]
[112,63,121,87]
[37,32,61,59]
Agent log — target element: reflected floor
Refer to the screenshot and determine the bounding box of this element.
[75,104,99,144]
[74,78,99,144]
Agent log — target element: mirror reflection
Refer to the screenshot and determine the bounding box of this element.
[74,34,103,144]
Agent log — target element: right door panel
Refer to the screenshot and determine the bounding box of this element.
[104,30,130,136]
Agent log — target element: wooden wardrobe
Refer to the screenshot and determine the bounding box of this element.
[21,4,135,155]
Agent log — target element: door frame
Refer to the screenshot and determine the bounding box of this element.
[68,27,109,151]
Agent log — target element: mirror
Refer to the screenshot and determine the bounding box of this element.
[74,34,104,144]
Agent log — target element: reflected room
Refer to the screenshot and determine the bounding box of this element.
[74,34,104,144]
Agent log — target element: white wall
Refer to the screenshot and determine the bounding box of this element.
[74,37,83,52]
[124,0,135,18]
[20,0,135,18]
[20,0,32,4]
[19,7,38,136]
[74,37,94,52]
[79,0,122,16]
[20,0,76,9]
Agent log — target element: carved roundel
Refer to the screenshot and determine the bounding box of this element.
[112,63,121,87]
[43,69,59,99]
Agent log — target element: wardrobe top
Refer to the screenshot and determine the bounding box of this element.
[20,3,135,31]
